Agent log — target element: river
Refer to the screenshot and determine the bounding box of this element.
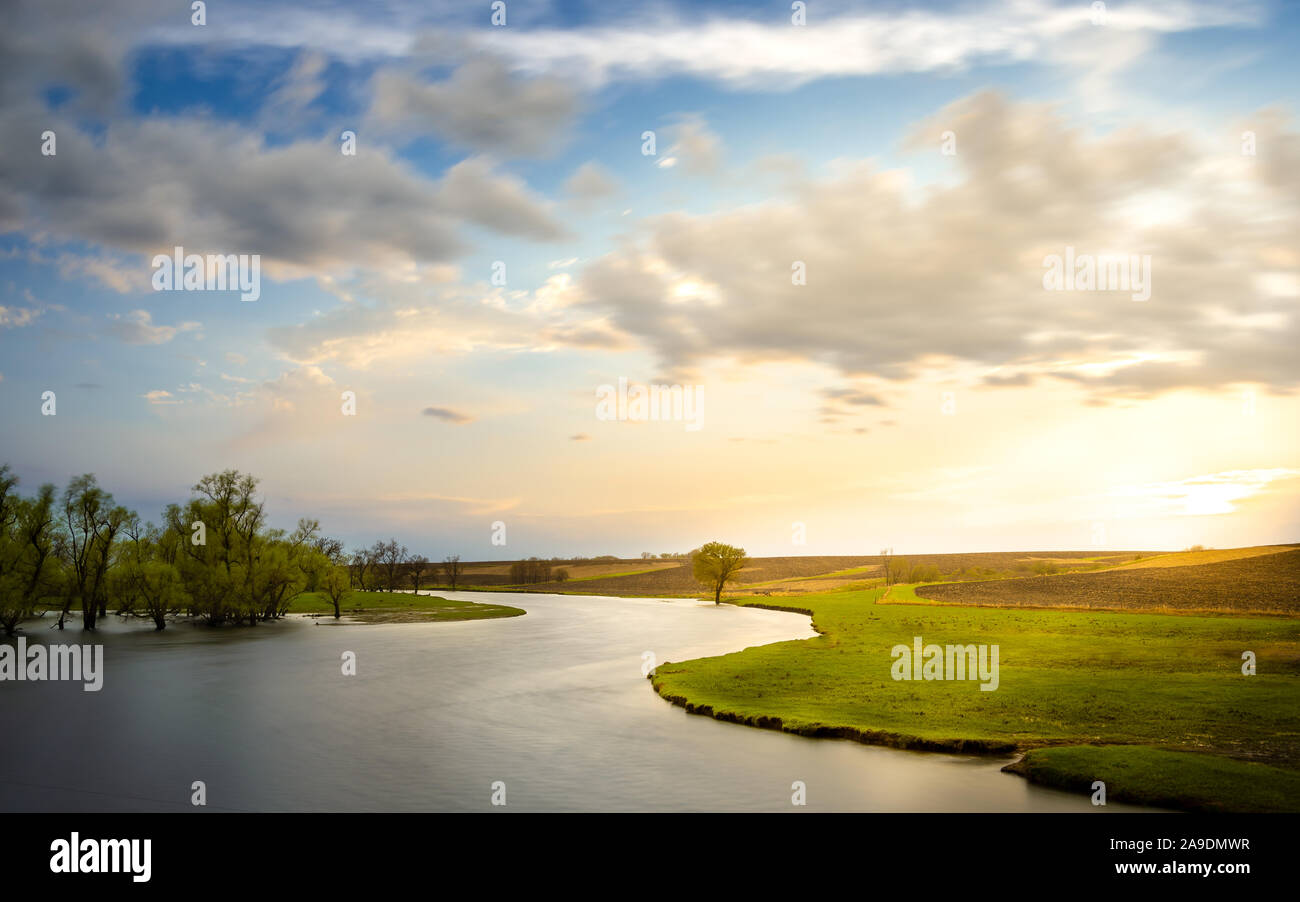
[0,592,1154,812]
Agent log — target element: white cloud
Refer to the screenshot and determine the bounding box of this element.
[472,0,1260,88]
[0,305,40,328]
[574,92,1300,399]
[106,310,201,345]
[563,161,619,201]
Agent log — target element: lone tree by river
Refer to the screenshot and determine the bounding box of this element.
[692,542,750,604]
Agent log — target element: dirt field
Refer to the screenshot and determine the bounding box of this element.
[451,550,1149,597]
[914,547,1300,614]
[1107,545,1298,570]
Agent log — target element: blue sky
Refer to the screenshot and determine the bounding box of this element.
[1,0,1298,557]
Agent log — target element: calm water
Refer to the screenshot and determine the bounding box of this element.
[0,592,1151,812]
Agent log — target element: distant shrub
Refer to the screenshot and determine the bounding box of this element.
[907,563,941,582]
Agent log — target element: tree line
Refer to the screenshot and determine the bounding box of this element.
[346,542,465,594]
[0,465,470,633]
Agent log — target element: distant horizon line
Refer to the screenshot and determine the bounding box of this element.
[420,542,1300,565]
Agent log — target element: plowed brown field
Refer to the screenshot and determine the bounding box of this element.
[915,547,1300,614]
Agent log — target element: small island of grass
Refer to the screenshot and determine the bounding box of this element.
[291,590,525,624]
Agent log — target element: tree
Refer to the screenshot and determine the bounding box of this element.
[374,538,408,592]
[443,554,462,590]
[312,535,346,565]
[165,470,313,625]
[322,565,351,619]
[0,468,60,636]
[408,555,429,593]
[508,558,550,584]
[57,474,130,630]
[554,568,569,583]
[692,542,749,605]
[110,516,188,630]
[880,547,916,586]
[349,547,375,590]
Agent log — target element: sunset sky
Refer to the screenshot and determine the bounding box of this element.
[1,0,1297,558]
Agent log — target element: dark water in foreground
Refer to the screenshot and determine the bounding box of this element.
[0,592,1154,812]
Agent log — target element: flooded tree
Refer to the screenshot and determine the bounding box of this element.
[322,564,351,619]
[0,467,60,636]
[58,474,130,630]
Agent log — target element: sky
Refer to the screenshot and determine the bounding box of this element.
[1,0,1298,559]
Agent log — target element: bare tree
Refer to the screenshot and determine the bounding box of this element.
[880,547,897,586]
[349,548,374,590]
[373,538,408,592]
[409,555,429,593]
[443,554,462,590]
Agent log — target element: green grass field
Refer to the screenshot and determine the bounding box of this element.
[1008,746,1300,813]
[650,585,1300,811]
[290,590,525,623]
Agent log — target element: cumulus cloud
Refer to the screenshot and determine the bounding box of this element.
[0,0,135,113]
[574,91,1300,400]
[438,157,570,241]
[0,111,567,274]
[664,117,722,175]
[369,56,579,156]
[563,161,619,202]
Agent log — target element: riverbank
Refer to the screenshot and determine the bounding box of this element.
[290,590,525,623]
[1006,746,1300,813]
[649,586,1300,812]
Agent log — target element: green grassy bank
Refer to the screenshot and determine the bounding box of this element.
[1007,746,1300,813]
[290,590,525,623]
[650,585,1300,811]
